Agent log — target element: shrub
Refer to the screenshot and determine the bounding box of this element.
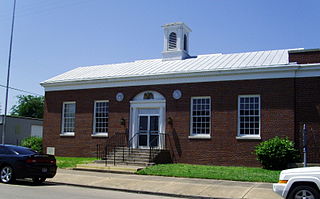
[255,137,299,170]
[21,136,43,153]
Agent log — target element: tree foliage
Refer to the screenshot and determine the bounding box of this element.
[11,95,44,119]
[254,136,300,170]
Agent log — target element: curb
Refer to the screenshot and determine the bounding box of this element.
[47,180,232,199]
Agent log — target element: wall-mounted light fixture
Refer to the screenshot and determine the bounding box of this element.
[120,118,126,126]
[167,117,173,125]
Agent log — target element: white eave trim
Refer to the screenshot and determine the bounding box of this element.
[41,64,320,92]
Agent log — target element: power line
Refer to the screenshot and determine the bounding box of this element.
[0,84,42,96]
[0,0,90,23]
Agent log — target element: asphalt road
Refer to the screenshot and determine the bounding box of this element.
[0,180,180,199]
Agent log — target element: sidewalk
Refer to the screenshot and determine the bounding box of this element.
[47,169,282,199]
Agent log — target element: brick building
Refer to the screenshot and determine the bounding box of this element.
[41,23,320,166]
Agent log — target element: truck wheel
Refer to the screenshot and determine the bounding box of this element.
[287,185,319,199]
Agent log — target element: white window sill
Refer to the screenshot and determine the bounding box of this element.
[60,132,75,137]
[236,136,261,140]
[188,135,211,139]
[91,133,108,137]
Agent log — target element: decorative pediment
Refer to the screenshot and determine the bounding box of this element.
[133,91,165,101]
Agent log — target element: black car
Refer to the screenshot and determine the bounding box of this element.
[0,145,57,184]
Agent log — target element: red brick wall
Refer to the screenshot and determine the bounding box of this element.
[295,77,320,163]
[289,50,320,64]
[43,78,297,166]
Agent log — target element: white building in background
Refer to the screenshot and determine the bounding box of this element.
[0,115,43,145]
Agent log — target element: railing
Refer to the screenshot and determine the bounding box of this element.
[96,143,106,160]
[96,131,128,165]
[128,132,140,154]
[149,133,166,163]
[97,131,174,166]
[109,131,128,165]
[127,132,168,164]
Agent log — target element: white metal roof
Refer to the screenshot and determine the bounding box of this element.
[42,49,293,85]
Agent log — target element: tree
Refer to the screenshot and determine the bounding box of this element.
[11,95,44,119]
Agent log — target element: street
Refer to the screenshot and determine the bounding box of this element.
[0,180,180,199]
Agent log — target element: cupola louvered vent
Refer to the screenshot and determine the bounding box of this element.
[162,22,191,61]
[168,32,177,50]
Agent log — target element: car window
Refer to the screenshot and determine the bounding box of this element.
[7,146,37,155]
[0,147,15,155]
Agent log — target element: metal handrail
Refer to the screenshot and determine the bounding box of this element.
[104,132,127,165]
[149,133,165,162]
[128,132,140,154]
[100,131,171,165]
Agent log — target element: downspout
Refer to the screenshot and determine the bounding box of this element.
[293,64,301,155]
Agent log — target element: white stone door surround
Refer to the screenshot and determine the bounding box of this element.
[129,91,166,149]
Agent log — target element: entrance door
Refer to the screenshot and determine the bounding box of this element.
[138,115,159,148]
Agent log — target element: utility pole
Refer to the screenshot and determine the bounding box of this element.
[2,0,17,144]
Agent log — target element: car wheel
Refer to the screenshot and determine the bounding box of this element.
[0,166,15,183]
[32,177,46,184]
[287,185,320,199]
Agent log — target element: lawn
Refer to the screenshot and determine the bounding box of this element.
[55,157,97,168]
[137,164,281,183]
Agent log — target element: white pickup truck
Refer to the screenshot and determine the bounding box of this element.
[273,167,320,199]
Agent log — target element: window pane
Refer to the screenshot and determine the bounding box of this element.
[238,96,260,136]
[62,102,76,133]
[191,97,211,135]
[94,101,109,133]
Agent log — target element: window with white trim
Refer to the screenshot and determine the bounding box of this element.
[190,97,211,136]
[238,95,260,137]
[93,101,109,134]
[62,102,76,134]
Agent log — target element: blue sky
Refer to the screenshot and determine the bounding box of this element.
[0,0,320,114]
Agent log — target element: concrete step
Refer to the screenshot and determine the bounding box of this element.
[102,160,154,167]
[109,152,152,156]
[74,163,145,174]
[99,147,166,166]
[114,147,162,153]
[112,150,161,156]
[95,159,153,164]
[106,153,152,159]
[104,156,151,162]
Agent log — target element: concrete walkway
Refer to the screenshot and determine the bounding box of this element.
[47,169,282,199]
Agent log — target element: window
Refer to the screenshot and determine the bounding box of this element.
[190,97,211,137]
[61,102,76,135]
[184,34,187,51]
[168,32,177,50]
[0,146,15,155]
[238,95,260,138]
[93,101,109,135]
[8,146,37,155]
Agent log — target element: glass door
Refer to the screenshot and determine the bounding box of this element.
[149,116,159,148]
[138,115,159,148]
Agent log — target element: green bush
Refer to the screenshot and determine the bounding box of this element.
[21,137,43,153]
[255,137,299,170]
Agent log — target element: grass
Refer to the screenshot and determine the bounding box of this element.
[55,157,97,168]
[137,164,281,183]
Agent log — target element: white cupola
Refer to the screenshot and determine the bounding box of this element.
[161,22,192,61]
